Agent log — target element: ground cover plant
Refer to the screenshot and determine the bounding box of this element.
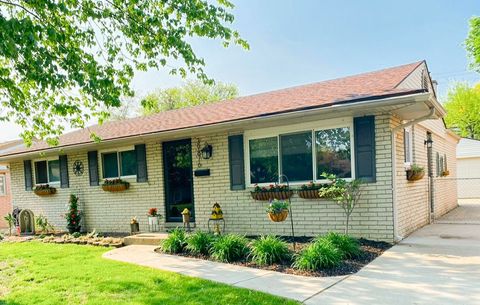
[249,235,291,266]
[0,242,298,305]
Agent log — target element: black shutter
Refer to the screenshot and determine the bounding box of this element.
[59,155,69,188]
[135,144,148,182]
[88,151,99,186]
[228,134,245,190]
[436,152,440,177]
[23,160,33,191]
[354,116,376,183]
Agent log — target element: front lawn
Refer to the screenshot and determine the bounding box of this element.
[0,242,298,305]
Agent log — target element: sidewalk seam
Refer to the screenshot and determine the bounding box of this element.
[231,271,274,286]
[301,275,351,304]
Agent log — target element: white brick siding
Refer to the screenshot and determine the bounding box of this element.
[8,113,457,242]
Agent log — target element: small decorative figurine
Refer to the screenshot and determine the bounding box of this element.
[181,208,191,232]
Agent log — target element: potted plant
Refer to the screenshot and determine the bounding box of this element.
[65,194,82,234]
[147,208,161,226]
[406,163,425,181]
[251,184,293,201]
[297,181,330,199]
[102,178,130,192]
[130,217,140,234]
[266,199,289,222]
[34,184,57,196]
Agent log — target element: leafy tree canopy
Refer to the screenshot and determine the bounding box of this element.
[140,79,238,115]
[466,16,480,72]
[444,83,480,140]
[0,0,248,145]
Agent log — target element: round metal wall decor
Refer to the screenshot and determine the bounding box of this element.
[73,160,84,176]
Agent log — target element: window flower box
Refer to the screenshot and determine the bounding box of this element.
[251,184,293,201]
[34,184,57,196]
[266,199,289,222]
[102,179,130,192]
[406,164,425,182]
[297,182,330,199]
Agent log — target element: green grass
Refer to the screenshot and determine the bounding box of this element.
[0,242,299,305]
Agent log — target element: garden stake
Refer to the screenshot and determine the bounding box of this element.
[279,174,296,251]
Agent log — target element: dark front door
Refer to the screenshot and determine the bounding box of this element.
[163,139,194,222]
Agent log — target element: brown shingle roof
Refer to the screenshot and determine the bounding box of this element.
[2,61,424,157]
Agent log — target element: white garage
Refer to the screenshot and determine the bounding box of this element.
[457,138,480,199]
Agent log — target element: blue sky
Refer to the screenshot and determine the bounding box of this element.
[1,0,478,141]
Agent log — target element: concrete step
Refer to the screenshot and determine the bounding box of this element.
[123,233,169,246]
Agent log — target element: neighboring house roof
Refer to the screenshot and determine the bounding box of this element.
[457,138,480,158]
[0,60,430,158]
[0,139,25,156]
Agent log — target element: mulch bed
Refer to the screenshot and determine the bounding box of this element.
[155,237,392,277]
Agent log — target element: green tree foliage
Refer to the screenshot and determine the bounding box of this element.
[466,17,480,72]
[140,80,239,115]
[0,0,248,145]
[444,83,480,140]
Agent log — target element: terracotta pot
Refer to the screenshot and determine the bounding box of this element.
[251,191,293,201]
[407,170,425,181]
[297,189,322,199]
[102,183,129,192]
[268,210,289,222]
[34,187,57,196]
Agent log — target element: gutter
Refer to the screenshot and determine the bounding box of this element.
[0,91,431,162]
[391,106,436,242]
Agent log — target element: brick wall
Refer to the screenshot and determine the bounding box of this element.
[7,113,414,241]
[0,168,12,228]
[394,119,458,238]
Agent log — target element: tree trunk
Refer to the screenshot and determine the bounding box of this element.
[345,214,350,235]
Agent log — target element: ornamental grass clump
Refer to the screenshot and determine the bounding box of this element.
[249,235,291,266]
[160,228,187,254]
[320,232,361,259]
[210,234,249,263]
[186,231,216,256]
[292,239,342,271]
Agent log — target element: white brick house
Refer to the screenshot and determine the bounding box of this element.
[0,61,459,242]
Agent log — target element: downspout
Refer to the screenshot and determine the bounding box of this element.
[391,107,435,242]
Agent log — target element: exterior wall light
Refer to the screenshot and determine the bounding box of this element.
[424,138,433,148]
[201,144,213,159]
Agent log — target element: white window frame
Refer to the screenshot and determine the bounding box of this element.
[404,127,413,164]
[244,117,355,187]
[32,156,60,186]
[0,174,6,196]
[99,146,137,180]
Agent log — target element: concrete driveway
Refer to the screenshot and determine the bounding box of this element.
[307,203,480,305]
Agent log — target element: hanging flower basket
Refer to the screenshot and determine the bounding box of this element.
[34,185,57,196]
[268,210,289,222]
[102,179,130,192]
[406,170,425,181]
[250,191,293,201]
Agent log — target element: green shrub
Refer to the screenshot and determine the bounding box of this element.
[186,231,215,256]
[249,235,291,266]
[321,232,361,259]
[72,232,82,238]
[210,234,249,262]
[292,239,342,271]
[161,228,187,254]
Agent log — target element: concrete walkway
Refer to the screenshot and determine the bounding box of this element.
[103,245,346,302]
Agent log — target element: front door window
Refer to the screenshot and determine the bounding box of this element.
[163,139,194,222]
